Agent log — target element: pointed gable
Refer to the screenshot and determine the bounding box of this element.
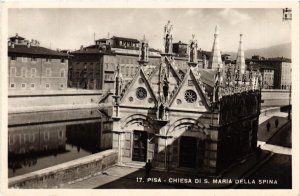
[148,56,182,100]
[120,68,157,107]
[169,68,210,111]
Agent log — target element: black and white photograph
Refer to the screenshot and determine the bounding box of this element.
[0,2,299,196]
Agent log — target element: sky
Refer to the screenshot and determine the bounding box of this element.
[8,8,291,52]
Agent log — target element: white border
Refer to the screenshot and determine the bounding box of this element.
[0,2,299,196]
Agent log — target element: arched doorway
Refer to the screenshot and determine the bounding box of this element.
[132,130,148,162]
[179,136,197,168]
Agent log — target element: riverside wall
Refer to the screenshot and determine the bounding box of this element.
[261,89,291,107]
[8,89,113,113]
[8,149,118,188]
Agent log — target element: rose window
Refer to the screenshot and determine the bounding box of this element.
[136,87,147,100]
[184,90,197,103]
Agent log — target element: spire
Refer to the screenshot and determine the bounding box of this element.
[208,25,222,69]
[236,34,246,74]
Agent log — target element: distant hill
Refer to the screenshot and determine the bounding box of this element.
[225,43,291,60]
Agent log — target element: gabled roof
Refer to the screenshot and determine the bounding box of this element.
[8,44,69,57]
[169,68,211,110]
[120,67,158,104]
[197,69,217,87]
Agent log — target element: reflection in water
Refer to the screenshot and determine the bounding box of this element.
[8,110,112,178]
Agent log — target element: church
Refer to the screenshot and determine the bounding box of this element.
[110,21,262,174]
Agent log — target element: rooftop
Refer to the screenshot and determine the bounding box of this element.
[173,41,187,45]
[246,57,291,63]
[8,44,69,57]
[9,33,25,41]
[96,36,140,43]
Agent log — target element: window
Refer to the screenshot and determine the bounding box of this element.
[11,56,16,61]
[21,83,26,89]
[188,80,194,86]
[29,134,35,143]
[44,132,50,141]
[126,67,129,76]
[58,130,63,139]
[21,67,27,77]
[31,57,37,62]
[10,67,16,77]
[45,58,51,63]
[45,83,50,89]
[30,83,35,89]
[130,67,134,76]
[46,68,51,77]
[60,59,66,64]
[31,68,37,77]
[184,90,197,103]
[21,57,27,62]
[10,83,15,88]
[60,69,65,78]
[8,135,15,145]
[60,84,64,88]
[136,87,147,100]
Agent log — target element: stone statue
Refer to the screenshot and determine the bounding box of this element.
[165,34,170,53]
[164,21,173,54]
[189,34,197,63]
[141,42,145,61]
[190,42,194,62]
[162,75,169,102]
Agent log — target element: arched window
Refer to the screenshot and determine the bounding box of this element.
[21,67,27,77]
[60,69,65,78]
[126,67,129,76]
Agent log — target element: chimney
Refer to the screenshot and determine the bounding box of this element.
[27,42,31,48]
[80,45,84,51]
[11,43,15,48]
[16,33,18,38]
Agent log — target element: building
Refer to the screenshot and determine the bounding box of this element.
[110,22,262,174]
[8,34,69,91]
[172,41,188,57]
[69,36,161,90]
[69,33,207,91]
[246,55,292,89]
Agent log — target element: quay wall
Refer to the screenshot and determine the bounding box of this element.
[260,107,281,117]
[8,149,118,189]
[8,89,113,113]
[261,89,290,107]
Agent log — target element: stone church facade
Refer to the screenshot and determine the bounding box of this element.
[111,22,262,174]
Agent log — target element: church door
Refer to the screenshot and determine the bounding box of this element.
[179,136,197,168]
[132,131,148,162]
